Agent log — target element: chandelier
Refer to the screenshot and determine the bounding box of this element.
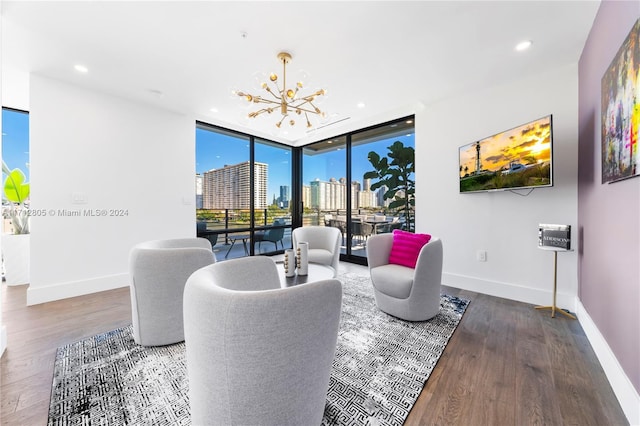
[235,52,327,129]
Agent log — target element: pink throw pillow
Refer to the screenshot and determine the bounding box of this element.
[388,230,432,268]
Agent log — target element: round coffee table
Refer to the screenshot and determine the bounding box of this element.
[272,259,336,287]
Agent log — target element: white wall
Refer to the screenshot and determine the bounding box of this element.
[27,75,195,305]
[415,63,579,308]
[0,3,6,357]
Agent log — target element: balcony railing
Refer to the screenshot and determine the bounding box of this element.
[196,207,407,260]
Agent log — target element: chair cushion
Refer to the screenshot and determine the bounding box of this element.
[388,230,431,268]
[370,264,414,299]
[308,248,333,266]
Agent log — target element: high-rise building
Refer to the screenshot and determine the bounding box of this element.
[377,184,390,207]
[195,174,203,209]
[310,178,344,210]
[359,190,378,208]
[202,161,268,209]
[302,185,311,209]
[279,185,290,208]
[308,177,363,210]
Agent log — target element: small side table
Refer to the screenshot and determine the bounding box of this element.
[535,247,576,319]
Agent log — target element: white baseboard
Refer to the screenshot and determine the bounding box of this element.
[0,325,6,358]
[442,272,576,310]
[26,273,129,306]
[577,300,640,426]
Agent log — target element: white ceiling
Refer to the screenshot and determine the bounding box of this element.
[1,1,600,145]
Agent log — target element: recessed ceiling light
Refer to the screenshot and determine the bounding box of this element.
[210,108,219,113]
[74,64,88,73]
[515,40,532,51]
[406,120,413,124]
[357,102,365,108]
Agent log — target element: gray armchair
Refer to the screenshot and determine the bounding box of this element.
[366,233,443,321]
[255,219,286,252]
[183,256,342,425]
[292,225,341,273]
[128,238,215,346]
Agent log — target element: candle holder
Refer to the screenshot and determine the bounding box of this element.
[283,249,296,277]
[296,242,309,275]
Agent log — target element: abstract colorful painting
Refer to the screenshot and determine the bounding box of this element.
[601,18,640,184]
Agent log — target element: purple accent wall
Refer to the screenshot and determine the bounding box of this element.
[578,0,640,394]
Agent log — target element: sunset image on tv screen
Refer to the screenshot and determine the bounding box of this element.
[459,115,552,193]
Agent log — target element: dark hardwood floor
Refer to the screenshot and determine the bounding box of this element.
[0,265,629,425]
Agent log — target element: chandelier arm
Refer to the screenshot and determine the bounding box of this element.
[252,98,281,107]
[304,99,323,114]
[275,114,287,128]
[272,82,285,99]
[287,105,322,115]
[290,98,323,114]
[248,105,281,118]
[263,86,283,102]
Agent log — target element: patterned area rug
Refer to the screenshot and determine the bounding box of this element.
[48,272,469,426]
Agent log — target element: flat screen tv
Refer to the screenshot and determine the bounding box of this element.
[459,115,553,193]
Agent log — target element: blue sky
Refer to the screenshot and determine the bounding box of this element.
[2,109,30,182]
[196,126,414,201]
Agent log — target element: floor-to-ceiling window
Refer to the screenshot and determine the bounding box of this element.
[253,138,293,254]
[302,116,415,263]
[196,116,413,264]
[302,136,347,250]
[195,123,293,259]
[196,124,251,259]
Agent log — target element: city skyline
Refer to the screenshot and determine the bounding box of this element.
[196,126,414,204]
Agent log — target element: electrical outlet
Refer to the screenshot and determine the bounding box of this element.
[477,250,487,262]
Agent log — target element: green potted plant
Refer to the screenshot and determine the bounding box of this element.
[364,141,415,232]
[2,160,30,285]
[3,161,30,234]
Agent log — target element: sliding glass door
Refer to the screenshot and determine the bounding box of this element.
[253,138,293,255]
[196,125,251,259]
[302,137,347,253]
[301,117,415,263]
[196,124,293,259]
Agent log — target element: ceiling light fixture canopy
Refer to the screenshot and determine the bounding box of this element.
[234,52,327,129]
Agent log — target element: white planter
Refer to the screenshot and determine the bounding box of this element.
[2,233,30,286]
